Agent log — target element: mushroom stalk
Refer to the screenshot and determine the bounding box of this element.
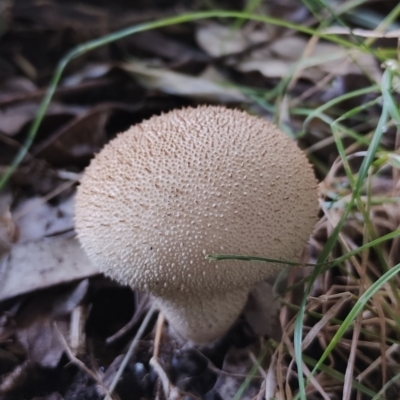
[154,287,250,343]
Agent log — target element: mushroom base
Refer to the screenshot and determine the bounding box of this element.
[153,287,251,344]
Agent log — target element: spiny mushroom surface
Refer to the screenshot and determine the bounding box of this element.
[75,106,318,343]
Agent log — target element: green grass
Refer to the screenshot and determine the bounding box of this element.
[3,1,400,399]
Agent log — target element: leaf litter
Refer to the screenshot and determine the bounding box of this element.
[1,0,400,399]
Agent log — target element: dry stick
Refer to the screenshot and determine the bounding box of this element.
[343,311,362,400]
[290,72,335,108]
[264,352,277,400]
[54,322,113,399]
[149,313,183,400]
[13,179,78,220]
[284,357,295,399]
[152,312,165,359]
[149,359,183,400]
[394,127,400,193]
[193,346,260,379]
[149,313,199,400]
[356,344,398,382]
[151,359,200,400]
[70,305,86,356]
[374,296,387,391]
[321,26,400,38]
[104,304,157,400]
[249,351,269,379]
[343,170,373,400]
[277,290,296,398]
[284,337,331,400]
[255,380,266,400]
[302,293,352,350]
[106,294,151,344]
[247,350,269,400]
[279,299,331,399]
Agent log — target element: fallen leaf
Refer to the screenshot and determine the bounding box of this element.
[238,57,294,79]
[237,36,382,83]
[196,24,250,57]
[33,106,110,167]
[0,237,98,301]
[0,103,83,136]
[129,30,208,62]
[15,280,88,368]
[13,195,76,243]
[122,61,248,102]
[62,63,112,87]
[5,158,78,196]
[196,23,269,57]
[0,77,37,103]
[33,102,144,168]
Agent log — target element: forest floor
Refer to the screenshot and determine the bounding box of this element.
[1,1,400,399]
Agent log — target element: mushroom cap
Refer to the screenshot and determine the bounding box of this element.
[75,106,318,298]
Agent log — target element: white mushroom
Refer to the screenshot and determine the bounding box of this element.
[75,106,318,343]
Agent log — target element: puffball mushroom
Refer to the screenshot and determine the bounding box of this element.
[75,106,318,343]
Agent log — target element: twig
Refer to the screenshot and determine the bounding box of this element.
[54,322,113,399]
[0,360,33,396]
[153,311,165,359]
[149,312,199,400]
[264,352,277,400]
[13,179,77,220]
[149,312,178,399]
[104,303,157,400]
[106,293,150,344]
[70,305,86,356]
[149,357,182,400]
[249,351,269,380]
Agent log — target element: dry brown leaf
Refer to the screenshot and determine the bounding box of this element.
[33,106,110,167]
[0,77,37,103]
[237,36,382,83]
[129,30,208,62]
[238,57,294,79]
[122,61,248,102]
[33,102,145,168]
[0,237,98,301]
[15,280,88,368]
[62,63,112,87]
[13,195,75,242]
[0,103,84,136]
[196,23,268,57]
[196,24,248,57]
